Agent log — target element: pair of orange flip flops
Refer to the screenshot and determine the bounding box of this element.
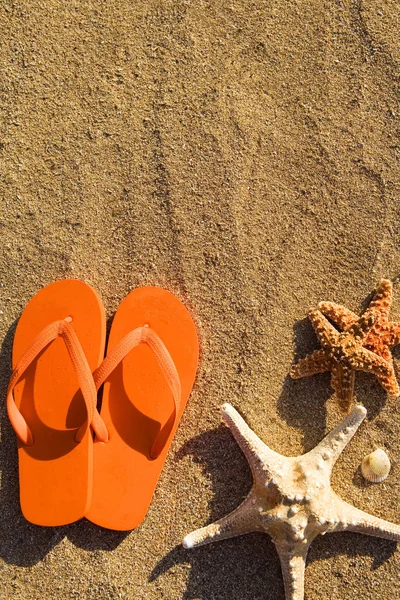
[7,280,198,530]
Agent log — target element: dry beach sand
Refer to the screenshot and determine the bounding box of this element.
[1,0,400,598]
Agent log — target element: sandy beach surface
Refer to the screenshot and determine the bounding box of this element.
[1,1,399,598]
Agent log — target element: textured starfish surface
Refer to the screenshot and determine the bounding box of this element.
[183,404,400,600]
[319,278,400,375]
[290,300,399,412]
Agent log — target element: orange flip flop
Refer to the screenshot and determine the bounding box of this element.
[7,280,107,526]
[86,286,199,530]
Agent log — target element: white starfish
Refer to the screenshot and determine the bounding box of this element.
[183,403,400,600]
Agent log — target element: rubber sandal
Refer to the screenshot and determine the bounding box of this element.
[7,280,107,526]
[86,286,199,530]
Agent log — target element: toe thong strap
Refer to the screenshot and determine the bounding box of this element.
[93,325,181,459]
[7,318,108,446]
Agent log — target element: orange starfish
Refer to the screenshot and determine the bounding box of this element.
[290,304,399,412]
[318,279,400,363]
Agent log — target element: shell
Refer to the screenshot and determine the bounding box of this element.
[361,448,391,483]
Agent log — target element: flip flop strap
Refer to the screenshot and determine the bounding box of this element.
[7,318,108,446]
[93,325,181,459]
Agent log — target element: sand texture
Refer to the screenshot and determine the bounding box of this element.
[0,0,399,598]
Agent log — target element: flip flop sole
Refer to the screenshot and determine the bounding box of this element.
[12,280,106,526]
[86,286,199,530]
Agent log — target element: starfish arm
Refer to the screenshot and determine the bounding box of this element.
[381,322,400,348]
[356,347,400,396]
[369,279,392,318]
[308,405,367,470]
[274,540,309,600]
[182,492,259,549]
[345,308,379,343]
[330,363,340,391]
[307,309,340,349]
[352,346,390,372]
[318,301,358,330]
[330,363,355,413]
[220,403,287,479]
[375,369,400,397]
[290,349,333,379]
[332,496,400,542]
[366,342,393,363]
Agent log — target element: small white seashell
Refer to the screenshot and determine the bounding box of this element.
[361,448,391,483]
